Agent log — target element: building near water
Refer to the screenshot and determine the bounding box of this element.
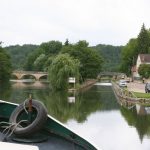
[133,54,150,78]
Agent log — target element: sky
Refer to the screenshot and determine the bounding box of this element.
[0,0,150,47]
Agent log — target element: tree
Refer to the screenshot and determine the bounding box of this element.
[6,44,38,70]
[61,40,103,80]
[24,48,43,71]
[120,38,138,75]
[48,54,80,90]
[120,24,150,75]
[93,44,123,72]
[33,54,46,71]
[137,24,150,54]
[40,41,62,55]
[64,39,69,46]
[138,64,150,79]
[24,41,62,71]
[43,55,55,72]
[0,46,12,82]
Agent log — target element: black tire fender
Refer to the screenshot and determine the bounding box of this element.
[9,100,47,136]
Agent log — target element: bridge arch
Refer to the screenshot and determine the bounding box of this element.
[39,75,48,81]
[12,71,48,81]
[98,72,126,80]
[21,74,36,80]
[11,74,18,79]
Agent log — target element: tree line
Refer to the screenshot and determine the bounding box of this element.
[1,39,123,89]
[120,24,150,78]
[24,40,103,90]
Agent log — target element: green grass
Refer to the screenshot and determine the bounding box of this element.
[133,92,150,98]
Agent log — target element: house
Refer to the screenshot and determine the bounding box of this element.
[133,54,150,78]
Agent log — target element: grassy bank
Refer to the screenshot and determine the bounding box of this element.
[134,92,150,98]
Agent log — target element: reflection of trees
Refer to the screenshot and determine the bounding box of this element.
[120,107,150,142]
[91,85,120,110]
[0,82,12,100]
[1,83,120,124]
[34,89,102,123]
[34,85,119,123]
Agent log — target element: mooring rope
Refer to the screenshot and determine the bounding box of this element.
[0,120,28,141]
[0,98,32,141]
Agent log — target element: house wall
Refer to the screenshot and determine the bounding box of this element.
[134,55,141,78]
[136,55,142,69]
[134,55,150,78]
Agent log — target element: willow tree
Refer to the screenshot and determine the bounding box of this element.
[48,54,80,90]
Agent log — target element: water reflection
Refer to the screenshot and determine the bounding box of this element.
[35,88,103,123]
[136,104,150,115]
[120,103,150,142]
[2,81,150,149]
[0,82,118,123]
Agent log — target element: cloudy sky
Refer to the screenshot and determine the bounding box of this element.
[0,0,150,46]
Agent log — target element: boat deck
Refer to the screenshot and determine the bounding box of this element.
[0,129,84,150]
[0,100,96,150]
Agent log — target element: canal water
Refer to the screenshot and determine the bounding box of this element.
[1,81,150,150]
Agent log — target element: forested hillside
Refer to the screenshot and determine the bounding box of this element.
[5,44,38,70]
[93,44,123,71]
[5,43,123,72]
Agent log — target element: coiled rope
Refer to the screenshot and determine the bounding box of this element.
[0,120,28,141]
[0,98,31,141]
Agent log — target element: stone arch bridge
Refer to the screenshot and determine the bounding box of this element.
[12,71,48,81]
[98,72,126,79]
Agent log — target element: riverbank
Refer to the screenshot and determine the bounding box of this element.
[68,79,97,92]
[79,79,97,89]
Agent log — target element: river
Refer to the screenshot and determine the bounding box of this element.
[1,81,150,150]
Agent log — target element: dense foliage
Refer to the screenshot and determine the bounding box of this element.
[138,64,150,79]
[120,24,150,75]
[5,40,121,90]
[137,24,150,54]
[5,44,38,70]
[120,39,138,75]
[48,54,80,90]
[0,46,12,82]
[93,44,123,71]
[24,41,62,71]
[61,41,103,80]
[23,40,104,90]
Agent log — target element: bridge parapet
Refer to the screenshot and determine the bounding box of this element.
[13,71,48,74]
[98,72,126,79]
[12,71,48,80]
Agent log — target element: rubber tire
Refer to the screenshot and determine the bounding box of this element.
[9,100,47,137]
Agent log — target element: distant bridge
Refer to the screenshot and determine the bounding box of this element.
[12,71,48,81]
[98,72,126,79]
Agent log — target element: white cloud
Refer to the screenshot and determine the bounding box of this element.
[0,0,150,46]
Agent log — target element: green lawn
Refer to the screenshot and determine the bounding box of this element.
[134,92,150,98]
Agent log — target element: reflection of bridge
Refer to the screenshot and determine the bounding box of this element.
[12,71,48,80]
[11,81,49,89]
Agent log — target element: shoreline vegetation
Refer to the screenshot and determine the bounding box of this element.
[112,81,150,106]
[68,79,97,92]
[127,80,150,98]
